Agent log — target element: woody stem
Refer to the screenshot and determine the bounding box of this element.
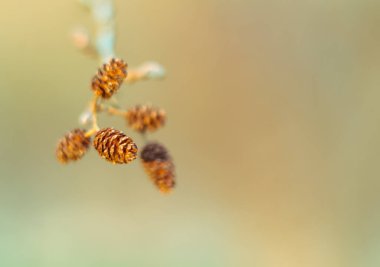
[85,95,100,137]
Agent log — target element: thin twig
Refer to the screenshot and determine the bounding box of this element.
[85,95,100,137]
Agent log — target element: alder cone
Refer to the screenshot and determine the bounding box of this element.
[126,105,166,133]
[141,142,175,193]
[56,129,91,163]
[91,58,128,99]
[93,128,138,164]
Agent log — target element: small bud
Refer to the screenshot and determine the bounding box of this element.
[79,108,93,125]
[138,61,166,79]
[71,27,90,49]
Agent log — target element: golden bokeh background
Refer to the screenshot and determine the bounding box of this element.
[0,0,380,266]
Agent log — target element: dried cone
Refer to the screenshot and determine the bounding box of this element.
[140,142,175,193]
[91,58,128,99]
[56,129,91,163]
[126,105,166,133]
[93,128,138,164]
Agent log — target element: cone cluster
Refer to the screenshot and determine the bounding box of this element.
[91,58,128,99]
[126,105,166,133]
[141,142,175,193]
[93,128,138,164]
[56,129,91,163]
[56,55,177,194]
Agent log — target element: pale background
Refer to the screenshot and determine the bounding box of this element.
[0,0,380,266]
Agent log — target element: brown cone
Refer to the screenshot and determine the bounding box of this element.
[141,142,175,193]
[126,105,166,133]
[56,129,91,163]
[93,128,138,164]
[91,58,128,99]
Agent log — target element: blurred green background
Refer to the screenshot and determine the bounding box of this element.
[0,0,380,266]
